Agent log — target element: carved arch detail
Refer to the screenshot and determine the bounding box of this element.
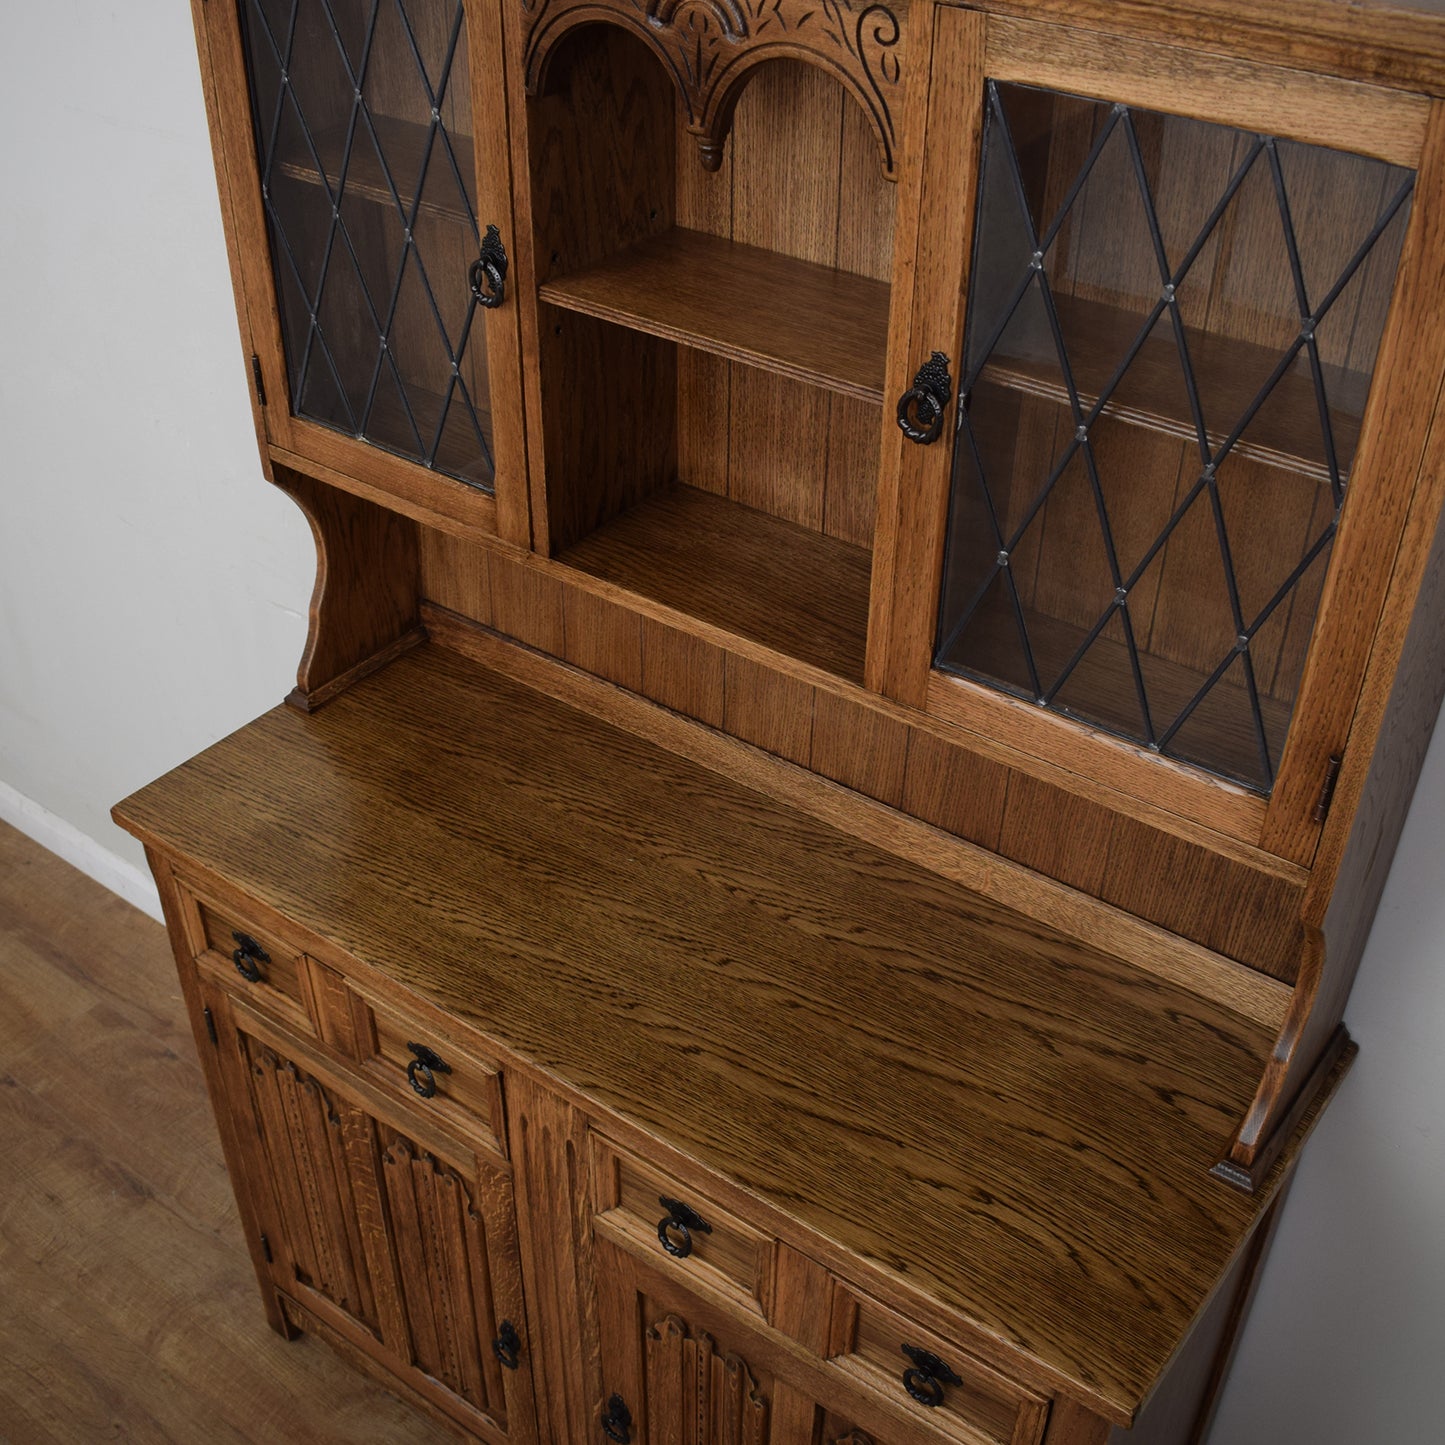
[522,0,907,178]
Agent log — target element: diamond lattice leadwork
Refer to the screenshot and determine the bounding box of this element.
[239,0,495,489]
[936,82,1415,792]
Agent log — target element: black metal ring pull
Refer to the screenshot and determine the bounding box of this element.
[900,1344,962,1408]
[896,350,953,444]
[600,1393,632,1443]
[493,1319,521,1370]
[656,1195,712,1259]
[231,931,269,984]
[469,224,508,308]
[405,1041,452,1099]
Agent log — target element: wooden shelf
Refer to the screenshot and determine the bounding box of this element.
[981,293,1370,483]
[943,598,1294,789]
[559,484,871,683]
[277,115,477,227]
[539,228,891,404]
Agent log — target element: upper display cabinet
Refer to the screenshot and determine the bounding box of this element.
[937,82,1412,796]
[194,0,531,544]
[870,6,1442,865]
[505,0,909,686]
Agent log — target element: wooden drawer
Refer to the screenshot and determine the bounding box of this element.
[590,1134,775,1318]
[827,1286,1050,1445]
[352,991,508,1159]
[185,887,315,1036]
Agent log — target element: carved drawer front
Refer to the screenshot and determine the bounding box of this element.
[826,1286,1049,1445]
[183,886,315,1036]
[352,990,508,1160]
[591,1134,776,1319]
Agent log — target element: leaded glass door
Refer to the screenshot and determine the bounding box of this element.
[936,83,1412,796]
[872,9,1427,854]
[202,0,529,543]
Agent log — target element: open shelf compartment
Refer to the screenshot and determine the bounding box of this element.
[539,227,891,404]
[524,27,897,681]
[561,484,872,683]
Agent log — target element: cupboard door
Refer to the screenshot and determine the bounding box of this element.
[871,6,1432,855]
[197,0,530,543]
[208,987,537,1443]
[594,1238,930,1445]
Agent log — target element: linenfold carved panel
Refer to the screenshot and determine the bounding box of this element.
[245,1043,383,1334]
[381,1135,512,1421]
[645,1312,771,1442]
[522,0,906,177]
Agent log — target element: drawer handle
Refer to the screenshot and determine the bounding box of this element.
[493,1319,521,1370]
[469,223,508,308]
[901,1344,962,1408]
[600,1393,632,1443]
[231,931,269,984]
[896,350,953,444]
[656,1195,712,1259]
[405,1042,452,1098]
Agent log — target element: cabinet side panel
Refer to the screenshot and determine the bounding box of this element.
[144,849,294,1338]
[1105,1186,1287,1445]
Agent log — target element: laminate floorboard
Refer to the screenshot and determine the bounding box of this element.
[0,821,455,1444]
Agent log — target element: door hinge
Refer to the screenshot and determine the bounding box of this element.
[203,1005,218,1045]
[1313,754,1343,824]
[259,1232,273,1264]
[250,353,267,408]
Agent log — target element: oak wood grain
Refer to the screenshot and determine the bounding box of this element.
[968,0,1445,95]
[984,14,1429,169]
[115,643,1318,1424]
[723,654,819,767]
[559,484,873,684]
[809,690,911,808]
[523,22,679,552]
[540,227,891,403]
[426,606,1294,1025]
[508,1072,602,1445]
[271,466,424,712]
[269,437,501,538]
[520,0,910,179]
[924,671,1268,847]
[867,2,983,708]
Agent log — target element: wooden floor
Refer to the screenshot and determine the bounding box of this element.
[0,821,457,1444]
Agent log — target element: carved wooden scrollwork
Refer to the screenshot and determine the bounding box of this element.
[522,0,907,178]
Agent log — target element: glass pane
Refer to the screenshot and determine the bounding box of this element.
[937,80,1415,793]
[238,0,495,490]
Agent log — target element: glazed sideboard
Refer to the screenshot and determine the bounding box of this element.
[115,1,1445,1441]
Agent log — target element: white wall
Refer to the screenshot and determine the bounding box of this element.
[0,6,1440,1441]
[0,2,312,917]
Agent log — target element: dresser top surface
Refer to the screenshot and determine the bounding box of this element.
[116,641,1317,1422]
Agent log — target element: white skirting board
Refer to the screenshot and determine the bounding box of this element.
[0,780,163,924]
